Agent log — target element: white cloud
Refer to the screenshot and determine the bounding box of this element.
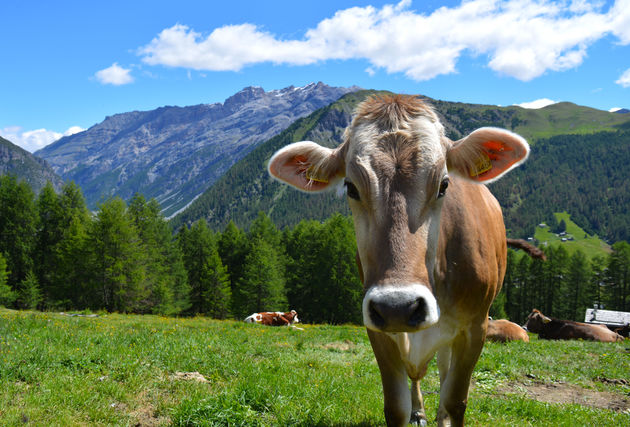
[137,0,630,82]
[616,68,630,88]
[515,98,558,109]
[95,63,134,85]
[0,126,85,153]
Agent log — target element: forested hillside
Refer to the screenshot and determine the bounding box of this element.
[171,92,630,244]
[492,130,630,242]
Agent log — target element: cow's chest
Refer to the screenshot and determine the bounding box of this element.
[386,320,458,378]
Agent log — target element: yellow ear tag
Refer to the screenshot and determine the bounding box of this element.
[470,152,492,178]
[306,165,329,183]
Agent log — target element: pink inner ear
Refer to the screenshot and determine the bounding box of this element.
[470,140,524,182]
[276,154,329,191]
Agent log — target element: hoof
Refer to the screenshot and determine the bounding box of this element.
[410,411,428,426]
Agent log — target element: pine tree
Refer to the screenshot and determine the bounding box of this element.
[0,253,16,307]
[217,220,248,310]
[284,214,362,324]
[128,194,190,315]
[85,197,147,312]
[236,237,286,318]
[606,241,630,311]
[178,220,230,317]
[0,175,36,292]
[17,271,42,310]
[564,250,590,321]
[34,182,64,307]
[55,182,91,308]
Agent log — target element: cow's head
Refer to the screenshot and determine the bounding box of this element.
[269,95,529,333]
[523,309,551,332]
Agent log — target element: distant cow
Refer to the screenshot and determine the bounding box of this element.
[524,309,623,342]
[614,323,630,338]
[244,310,299,326]
[486,319,529,343]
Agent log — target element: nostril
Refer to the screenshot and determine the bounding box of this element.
[369,301,386,327]
[407,298,427,327]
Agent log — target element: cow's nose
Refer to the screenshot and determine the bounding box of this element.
[363,284,439,332]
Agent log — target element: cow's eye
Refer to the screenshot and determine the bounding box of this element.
[438,176,449,198]
[344,180,360,201]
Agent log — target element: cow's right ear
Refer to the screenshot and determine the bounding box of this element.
[268,141,345,192]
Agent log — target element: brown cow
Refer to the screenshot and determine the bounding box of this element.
[268,94,530,426]
[524,309,623,342]
[614,323,630,338]
[486,319,529,343]
[244,310,300,326]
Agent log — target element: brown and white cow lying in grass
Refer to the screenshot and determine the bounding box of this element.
[486,319,529,343]
[524,309,623,342]
[269,94,530,426]
[244,310,300,326]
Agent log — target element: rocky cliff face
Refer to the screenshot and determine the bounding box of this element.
[36,82,359,216]
[0,136,63,193]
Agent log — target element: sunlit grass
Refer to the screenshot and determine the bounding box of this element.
[1,308,628,425]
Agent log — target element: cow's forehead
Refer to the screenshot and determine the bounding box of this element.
[345,95,447,170]
[346,116,447,174]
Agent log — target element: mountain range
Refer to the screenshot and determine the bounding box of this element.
[35,82,359,217]
[0,136,63,193]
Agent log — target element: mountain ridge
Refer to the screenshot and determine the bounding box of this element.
[36,82,360,216]
[0,136,63,193]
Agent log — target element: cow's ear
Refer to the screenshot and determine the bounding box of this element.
[447,127,529,183]
[541,315,552,324]
[268,141,345,192]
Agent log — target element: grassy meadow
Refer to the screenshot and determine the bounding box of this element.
[534,212,611,259]
[1,308,629,426]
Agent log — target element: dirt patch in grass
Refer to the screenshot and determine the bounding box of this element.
[498,381,630,412]
[170,371,209,383]
[320,340,357,352]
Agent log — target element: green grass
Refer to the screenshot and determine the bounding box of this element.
[1,308,628,426]
[533,212,611,259]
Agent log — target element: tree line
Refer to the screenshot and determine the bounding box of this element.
[0,175,361,323]
[1,174,628,325]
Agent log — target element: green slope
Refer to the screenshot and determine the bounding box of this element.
[172,92,630,240]
[534,212,611,259]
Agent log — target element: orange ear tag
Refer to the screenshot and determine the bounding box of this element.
[470,152,493,178]
[306,165,329,183]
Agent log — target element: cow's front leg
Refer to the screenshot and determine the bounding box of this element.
[437,326,485,427]
[410,379,428,426]
[367,329,411,427]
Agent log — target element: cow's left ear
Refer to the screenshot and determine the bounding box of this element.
[268,141,345,192]
[447,127,530,183]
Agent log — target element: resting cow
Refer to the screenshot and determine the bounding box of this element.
[614,324,630,338]
[524,309,623,342]
[244,310,299,326]
[486,319,529,343]
[269,94,530,426]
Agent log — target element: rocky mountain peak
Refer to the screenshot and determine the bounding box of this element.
[36,82,360,216]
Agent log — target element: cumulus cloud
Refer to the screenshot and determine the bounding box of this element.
[516,98,558,109]
[616,68,630,88]
[95,63,134,85]
[0,126,85,153]
[137,0,630,81]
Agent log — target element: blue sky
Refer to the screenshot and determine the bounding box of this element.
[1,0,629,152]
